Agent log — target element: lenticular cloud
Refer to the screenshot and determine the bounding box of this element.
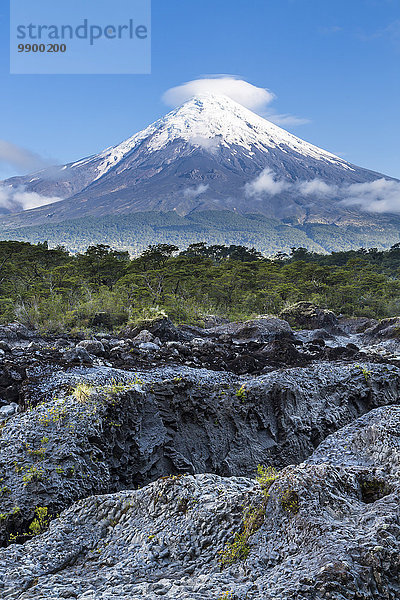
[163,76,275,113]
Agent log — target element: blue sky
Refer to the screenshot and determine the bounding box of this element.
[0,0,399,181]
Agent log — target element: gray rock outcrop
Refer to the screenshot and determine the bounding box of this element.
[204,316,294,344]
[0,362,399,549]
[0,405,399,599]
[363,317,400,343]
[1,318,400,599]
[279,302,340,333]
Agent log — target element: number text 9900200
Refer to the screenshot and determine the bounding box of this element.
[18,43,67,53]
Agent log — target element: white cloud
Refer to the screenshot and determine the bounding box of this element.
[0,140,52,174]
[163,76,275,113]
[183,184,209,199]
[0,185,62,212]
[190,135,221,154]
[163,76,310,127]
[245,168,290,197]
[298,179,337,196]
[245,167,400,214]
[342,179,400,213]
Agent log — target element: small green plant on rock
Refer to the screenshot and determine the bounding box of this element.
[235,385,247,402]
[219,464,279,567]
[355,364,371,382]
[14,461,25,473]
[219,529,250,566]
[25,443,46,461]
[72,383,95,402]
[37,399,69,426]
[8,506,49,543]
[28,507,49,536]
[22,465,45,485]
[0,506,20,521]
[219,463,300,567]
[219,504,266,566]
[280,489,300,514]
[256,465,279,496]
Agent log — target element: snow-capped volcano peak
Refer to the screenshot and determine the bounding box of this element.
[93,93,350,179]
[2,91,392,229]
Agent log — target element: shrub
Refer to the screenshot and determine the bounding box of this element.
[72,383,95,402]
[235,385,247,402]
[280,489,300,514]
[256,464,279,496]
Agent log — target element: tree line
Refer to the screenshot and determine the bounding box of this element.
[1,240,400,331]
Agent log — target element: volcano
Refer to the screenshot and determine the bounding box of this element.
[1,94,399,238]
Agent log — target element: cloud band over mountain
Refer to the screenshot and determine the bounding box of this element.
[0,185,61,212]
[246,168,400,213]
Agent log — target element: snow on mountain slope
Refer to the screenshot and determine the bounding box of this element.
[88,94,354,179]
[0,94,397,228]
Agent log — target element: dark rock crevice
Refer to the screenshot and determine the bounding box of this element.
[1,360,400,549]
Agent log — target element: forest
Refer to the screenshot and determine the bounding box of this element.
[1,239,400,332]
[2,210,400,255]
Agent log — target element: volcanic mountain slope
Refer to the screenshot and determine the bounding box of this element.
[1,94,397,229]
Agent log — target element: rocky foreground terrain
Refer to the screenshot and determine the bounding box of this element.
[0,304,399,599]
